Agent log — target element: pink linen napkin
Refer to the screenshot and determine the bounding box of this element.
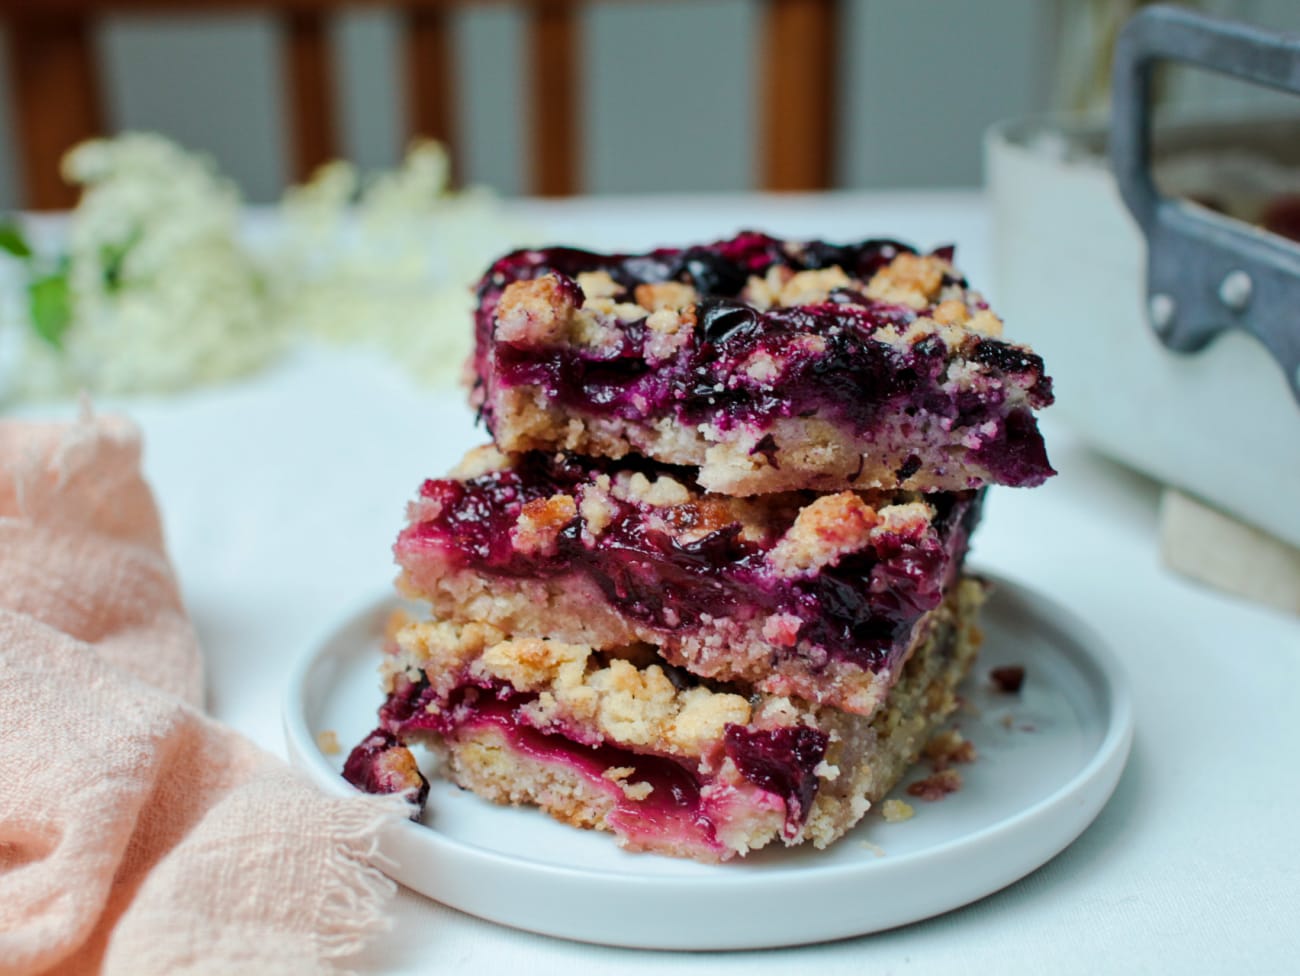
[0,413,404,975]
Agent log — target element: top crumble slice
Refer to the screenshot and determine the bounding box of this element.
[469,232,1055,496]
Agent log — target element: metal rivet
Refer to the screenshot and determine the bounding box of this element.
[1149,293,1176,332]
[1218,270,1253,311]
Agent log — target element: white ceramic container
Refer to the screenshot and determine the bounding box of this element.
[986,115,1300,547]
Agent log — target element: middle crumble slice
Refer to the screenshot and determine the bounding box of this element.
[395,445,982,716]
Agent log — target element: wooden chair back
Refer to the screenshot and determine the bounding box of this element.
[4,0,840,209]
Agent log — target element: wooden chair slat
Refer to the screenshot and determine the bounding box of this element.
[404,7,457,172]
[528,1,579,197]
[282,9,337,180]
[8,14,104,209]
[760,0,839,192]
[3,1,847,206]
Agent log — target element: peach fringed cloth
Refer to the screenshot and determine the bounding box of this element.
[0,414,403,975]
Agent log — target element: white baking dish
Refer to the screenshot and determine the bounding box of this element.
[986,114,1300,548]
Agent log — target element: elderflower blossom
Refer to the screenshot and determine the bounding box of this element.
[17,133,274,397]
[267,141,525,386]
[1,134,526,400]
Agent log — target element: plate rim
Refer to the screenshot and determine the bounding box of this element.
[283,570,1134,944]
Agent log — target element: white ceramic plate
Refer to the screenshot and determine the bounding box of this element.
[284,573,1133,950]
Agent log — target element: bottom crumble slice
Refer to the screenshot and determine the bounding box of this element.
[343,578,986,862]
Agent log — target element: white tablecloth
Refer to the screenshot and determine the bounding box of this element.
[16,192,1300,974]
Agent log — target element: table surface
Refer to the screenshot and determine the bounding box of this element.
[13,191,1300,974]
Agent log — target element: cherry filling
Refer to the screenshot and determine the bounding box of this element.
[473,233,1054,488]
[723,725,829,837]
[348,675,830,848]
[399,453,982,672]
[342,728,430,809]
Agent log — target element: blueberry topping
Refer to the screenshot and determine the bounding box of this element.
[697,299,760,345]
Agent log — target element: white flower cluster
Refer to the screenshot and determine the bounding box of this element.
[267,141,525,386]
[4,134,524,400]
[18,133,274,397]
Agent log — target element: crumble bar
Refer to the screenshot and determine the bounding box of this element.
[343,578,985,862]
[395,446,981,715]
[470,232,1054,495]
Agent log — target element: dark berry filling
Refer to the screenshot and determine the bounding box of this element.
[723,725,829,838]
[473,233,1054,488]
[398,453,981,673]
[342,728,430,810]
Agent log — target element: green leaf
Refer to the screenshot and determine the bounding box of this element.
[100,228,140,292]
[0,221,32,260]
[27,273,72,350]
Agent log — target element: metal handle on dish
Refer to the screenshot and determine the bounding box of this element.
[1110,4,1300,404]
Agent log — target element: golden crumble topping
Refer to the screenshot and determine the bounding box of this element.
[635,281,697,311]
[881,798,914,822]
[864,253,948,309]
[923,728,977,769]
[576,270,622,299]
[577,475,617,539]
[449,444,513,480]
[452,631,755,756]
[511,494,578,556]
[495,276,576,344]
[777,267,852,306]
[767,492,880,577]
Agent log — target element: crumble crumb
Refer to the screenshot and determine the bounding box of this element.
[931,299,970,326]
[449,444,513,479]
[512,493,578,556]
[382,609,412,654]
[603,765,654,800]
[619,471,691,507]
[906,769,963,801]
[767,492,879,576]
[923,729,977,770]
[865,253,947,309]
[569,302,624,353]
[495,275,576,344]
[777,267,851,306]
[578,476,617,538]
[990,665,1026,693]
[967,309,1004,337]
[860,840,886,857]
[741,265,791,309]
[881,798,914,822]
[741,349,782,383]
[317,730,342,755]
[634,281,697,311]
[643,308,691,362]
[576,270,622,299]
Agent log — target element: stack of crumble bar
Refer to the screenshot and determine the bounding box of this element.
[343,232,1054,862]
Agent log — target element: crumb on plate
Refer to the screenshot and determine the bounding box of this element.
[923,729,977,770]
[990,665,1026,694]
[906,769,963,802]
[317,729,342,755]
[881,798,915,823]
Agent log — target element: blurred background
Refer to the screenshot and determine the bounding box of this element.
[2,0,1300,208]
